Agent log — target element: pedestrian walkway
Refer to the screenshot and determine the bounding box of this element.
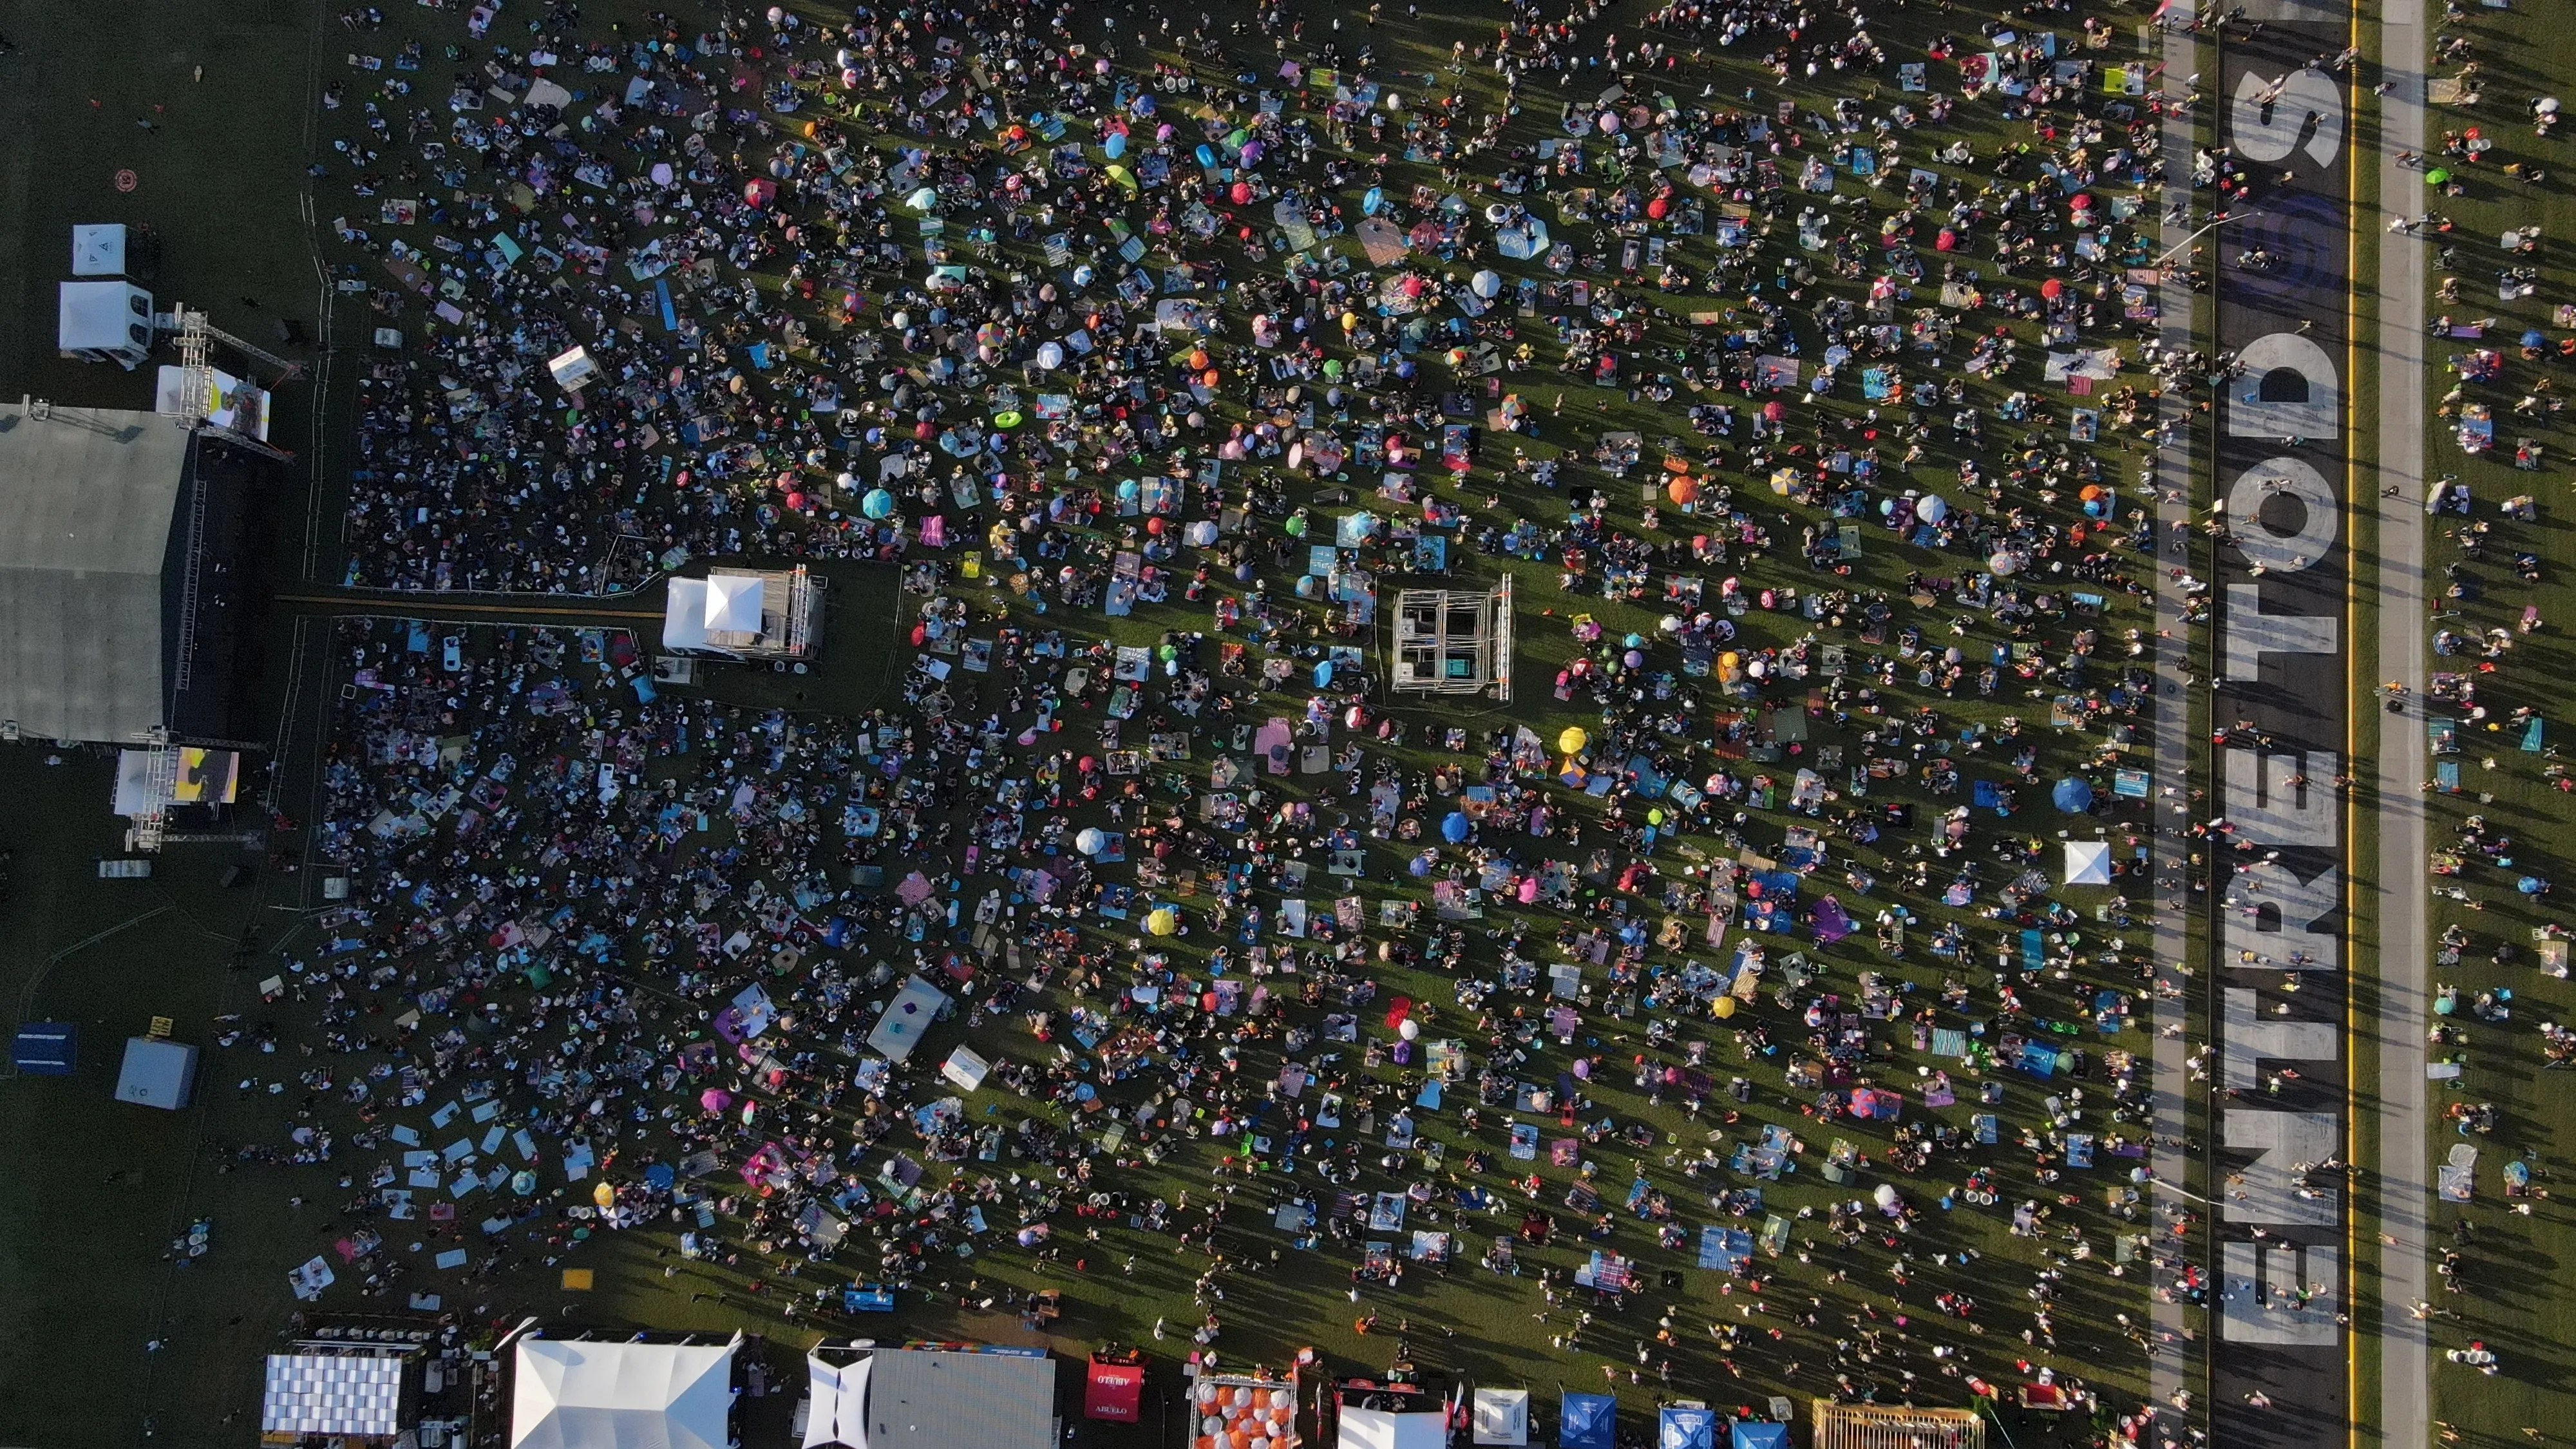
[2374,7,2435,1446]
[2145,1,2203,1422]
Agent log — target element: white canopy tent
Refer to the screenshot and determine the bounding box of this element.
[72,223,128,277]
[548,345,601,392]
[1471,1388,1528,1446]
[512,1340,735,1449]
[941,1045,992,1093]
[866,976,951,1063]
[804,1353,872,1449]
[2063,840,2112,886]
[57,279,154,366]
[662,578,712,653]
[1339,1405,1446,1449]
[706,574,766,634]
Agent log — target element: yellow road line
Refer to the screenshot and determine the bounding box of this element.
[2345,14,2364,1449]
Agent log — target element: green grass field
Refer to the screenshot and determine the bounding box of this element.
[2400,3,2576,1439]
[0,0,2211,1443]
[0,0,339,1441]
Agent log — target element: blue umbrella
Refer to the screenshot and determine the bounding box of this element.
[1441,812,1472,843]
[2050,778,2095,813]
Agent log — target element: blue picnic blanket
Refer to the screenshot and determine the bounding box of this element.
[1697,1225,1754,1270]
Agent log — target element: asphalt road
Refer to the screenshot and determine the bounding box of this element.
[2374,8,2434,1448]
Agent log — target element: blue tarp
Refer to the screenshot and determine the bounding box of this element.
[1624,753,1671,797]
[10,1022,74,1075]
[1732,1425,1790,1449]
[1659,1405,1718,1449]
[1560,1393,1616,1449]
[1698,1225,1754,1270]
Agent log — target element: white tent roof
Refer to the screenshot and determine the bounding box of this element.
[707,574,766,634]
[941,1046,991,1093]
[867,976,950,1063]
[512,1340,735,1449]
[58,281,149,352]
[263,1352,408,1437]
[2063,840,2112,886]
[73,223,128,277]
[1472,1388,1529,1446]
[805,1353,872,1449]
[549,345,600,390]
[1339,1406,1446,1449]
[663,578,712,652]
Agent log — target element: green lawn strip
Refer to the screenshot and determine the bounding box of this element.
[2406,0,2576,1437]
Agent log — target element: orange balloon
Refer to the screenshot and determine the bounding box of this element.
[1230,1432,1249,1449]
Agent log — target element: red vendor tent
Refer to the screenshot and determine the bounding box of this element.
[1085,1352,1146,1423]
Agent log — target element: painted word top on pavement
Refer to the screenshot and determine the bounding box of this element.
[2209,3,2354,1446]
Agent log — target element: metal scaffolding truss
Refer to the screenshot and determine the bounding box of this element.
[1390,575,1513,701]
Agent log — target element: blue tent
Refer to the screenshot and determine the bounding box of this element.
[1560,1393,1616,1449]
[1659,1405,1718,1449]
[10,1022,73,1075]
[1732,1425,1790,1449]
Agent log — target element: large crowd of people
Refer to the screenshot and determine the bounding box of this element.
[237,0,2230,1443]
